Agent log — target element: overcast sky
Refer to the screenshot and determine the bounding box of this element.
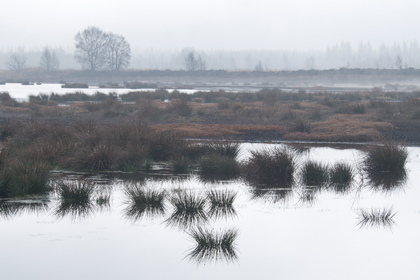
[1,0,418,52]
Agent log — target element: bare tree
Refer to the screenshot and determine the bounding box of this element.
[184,51,206,71]
[7,52,27,73]
[254,60,265,72]
[394,55,403,70]
[74,26,109,71]
[40,47,60,71]
[106,33,131,71]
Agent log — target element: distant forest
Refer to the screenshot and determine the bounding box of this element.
[1,42,420,71]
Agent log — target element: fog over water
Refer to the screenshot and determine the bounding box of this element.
[0,0,419,70]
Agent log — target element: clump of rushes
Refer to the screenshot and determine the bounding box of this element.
[208,142,241,159]
[206,189,237,219]
[124,185,166,221]
[300,160,329,187]
[69,144,114,171]
[242,147,297,188]
[0,160,51,198]
[329,162,354,193]
[171,156,191,174]
[363,143,408,191]
[199,154,241,182]
[357,207,396,229]
[55,180,95,218]
[187,227,239,264]
[0,200,49,218]
[165,190,208,229]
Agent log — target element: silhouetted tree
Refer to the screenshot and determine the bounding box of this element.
[74,26,109,71]
[106,33,131,71]
[394,55,403,70]
[40,47,60,71]
[184,51,206,71]
[7,52,27,73]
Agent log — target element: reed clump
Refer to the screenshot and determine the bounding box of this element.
[357,207,396,228]
[0,160,51,198]
[124,185,166,221]
[242,147,297,188]
[187,227,238,264]
[165,191,208,229]
[300,161,329,187]
[55,180,95,218]
[199,154,241,182]
[363,143,408,190]
[206,189,237,219]
[329,162,354,193]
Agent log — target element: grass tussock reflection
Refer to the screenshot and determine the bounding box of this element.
[357,207,396,229]
[206,189,237,219]
[363,143,408,192]
[124,184,166,221]
[55,180,95,218]
[328,162,354,194]
[165,190,208,229]
[187,227,239,264]
[0,200,48,218]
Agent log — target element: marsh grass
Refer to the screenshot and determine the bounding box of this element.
[0,200,48,218]
[187,227,238,264]
[124,185,166,221]
[206,189,237,219]
[171,156,191,174]
[165,191,208,229]
[55,180,95,218]
[363,143,408,191]
[329,162,354,193]
[301,161,329,187]
[249,188,294,203]
[357,207,396,229]
[0,160,51,198]
[243,147,297,188]
[199,154,241,182]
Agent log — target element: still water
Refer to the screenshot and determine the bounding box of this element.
[1,144,419,280]
[0,83,198,101]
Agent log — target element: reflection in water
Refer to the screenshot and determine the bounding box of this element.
[186,227,239,264]
[165,191,208,229]
[367,168,407,193]
[298,188,318,205]
[123,185,166,221]
[207,189,237,219]
[249,187,294,203]
[0,200,49,218]
[54,180,95,218]
[357,207,396,229]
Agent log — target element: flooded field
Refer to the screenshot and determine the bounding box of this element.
[1,143,419,280]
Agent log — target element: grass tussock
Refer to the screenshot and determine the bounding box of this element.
[300,161,329,187]
[187,227,238,264]
[242,147,297,188]
[55,180,95,218]
[124,185,166,221]
[357,207,396,228]
[363,143,408,191]
[165,191,208,229]
[199,154,241,182]
[0,160,51,198]
[206,189,237,219]
[329,162,354,193]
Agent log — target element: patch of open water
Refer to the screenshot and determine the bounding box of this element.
[1,144,419,280]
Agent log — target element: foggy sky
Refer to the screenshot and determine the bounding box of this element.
[1,0,419,52]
